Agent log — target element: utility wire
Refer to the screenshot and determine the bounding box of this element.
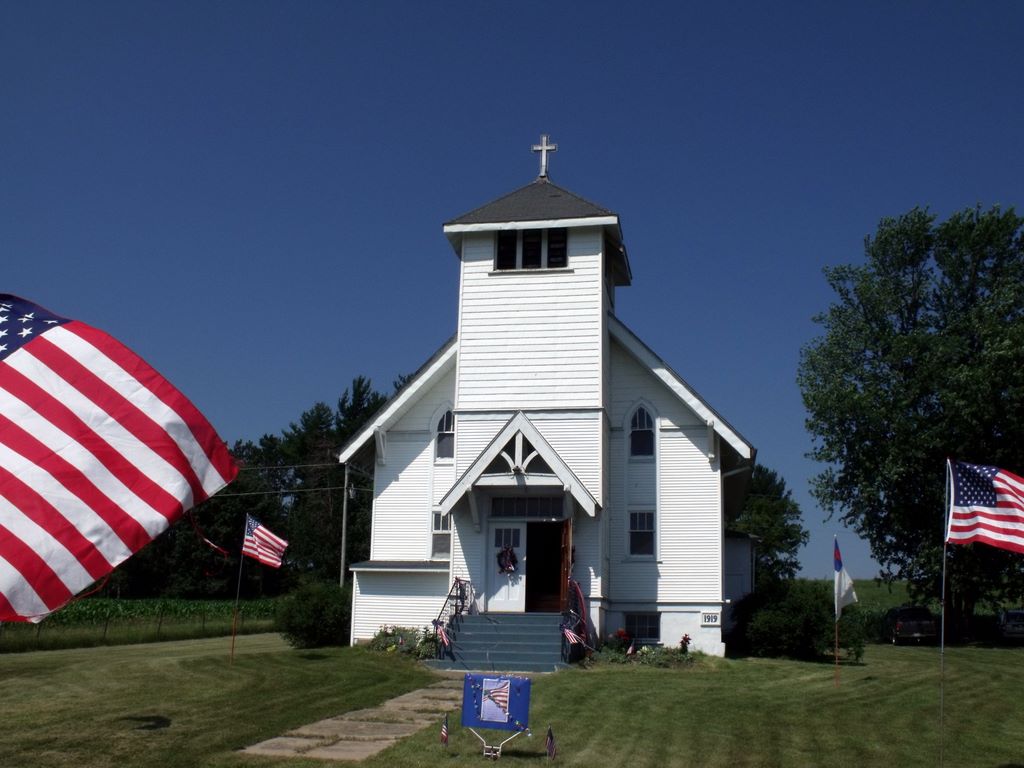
[212,485,372,499]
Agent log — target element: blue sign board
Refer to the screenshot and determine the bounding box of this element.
[461,674,531,733]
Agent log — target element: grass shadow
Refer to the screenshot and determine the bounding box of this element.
[121,715,171,731]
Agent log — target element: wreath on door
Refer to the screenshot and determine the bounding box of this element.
[497,545,518,574]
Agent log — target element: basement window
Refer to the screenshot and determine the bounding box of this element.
[625,612,661,643]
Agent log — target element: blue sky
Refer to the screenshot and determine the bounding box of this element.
[3,2,1021,578]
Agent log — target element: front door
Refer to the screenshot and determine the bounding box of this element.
[487,523,526,612]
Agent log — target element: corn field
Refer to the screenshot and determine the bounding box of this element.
[0,598,277,652]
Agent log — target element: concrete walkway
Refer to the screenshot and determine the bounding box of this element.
[242,678,462,762]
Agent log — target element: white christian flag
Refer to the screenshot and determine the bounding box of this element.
[947,460,1024,553]
[834,537,857,621]
[0,294,237,621]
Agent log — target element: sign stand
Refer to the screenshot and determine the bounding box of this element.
[466,727,526,759]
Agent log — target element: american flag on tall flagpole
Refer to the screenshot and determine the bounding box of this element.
[0,294,237,622]
[947,460,1024,553]
[241,515,288,568]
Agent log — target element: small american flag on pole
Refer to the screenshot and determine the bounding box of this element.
[947,460,1024,554]
[433,619,450,647]
[241,515,287,568]
[545,725,557,759]
[0,295,237,622]
[562,625,583,645]
[440,713,448,747]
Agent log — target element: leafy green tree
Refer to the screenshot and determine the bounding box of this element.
[732,464,808,588]
[798,205,1024,623]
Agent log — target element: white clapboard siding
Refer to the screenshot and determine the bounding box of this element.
[392,366,456,434]
[456,230,604,410]
[351,571,449,642]
[433,462,455,508]
[371,434,432,561]
[572,513,602,597]
[657,427,721,602]
[528,412,602,504]
[454,414,506,476]
[609,340,704,429]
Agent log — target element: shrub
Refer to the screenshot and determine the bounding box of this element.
[275,581,350,649]
[368,625,438,660]
[744,580,833,660]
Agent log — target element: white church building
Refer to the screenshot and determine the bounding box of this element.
[339,138,756,656]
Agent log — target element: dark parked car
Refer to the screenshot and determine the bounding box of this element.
[998,610,1024,641]
[884,606,938,644]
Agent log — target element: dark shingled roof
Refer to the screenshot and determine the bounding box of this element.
[446,177,616,225]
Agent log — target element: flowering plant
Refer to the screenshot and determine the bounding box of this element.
[679,634,692,654]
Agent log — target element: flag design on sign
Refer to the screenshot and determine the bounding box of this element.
[0,294,237,622]
[545,725,557,759]
[480,677,511,723]
[834,537,857,620]
[947,460,1024,554]
[241,515,287,568]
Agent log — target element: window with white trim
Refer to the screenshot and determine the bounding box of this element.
[431,511,451,559]
[435,410,454,461]
[629,510,655,556]
[629,407,654,457]
[494,228,568,271]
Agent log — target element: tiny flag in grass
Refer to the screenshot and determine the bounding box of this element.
[241,515,287,568]
[834,537,857,620]
[441,713,448,747]
[545,725,556,759]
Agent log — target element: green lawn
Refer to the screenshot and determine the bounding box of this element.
[3,635,1023,767]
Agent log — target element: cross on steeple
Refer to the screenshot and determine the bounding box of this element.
[531,134,558,178]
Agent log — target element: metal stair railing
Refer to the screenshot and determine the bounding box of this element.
[432,577,472,659]
[560,577,589,663]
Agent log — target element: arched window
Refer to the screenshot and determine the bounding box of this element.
[435,410,454,460]
[630,407,654,457]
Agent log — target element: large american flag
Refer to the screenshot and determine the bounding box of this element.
[947,460,1024,553]
[0,295,237,621]
[241,514,287,568]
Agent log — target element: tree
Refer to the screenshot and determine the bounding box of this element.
[798,205,1024,621]
[732,464,808,588]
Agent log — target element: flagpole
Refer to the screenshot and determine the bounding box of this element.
[833,535,840,688]
[834,616,840,687]
[939,460,952,767]
[230,518,247,665]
